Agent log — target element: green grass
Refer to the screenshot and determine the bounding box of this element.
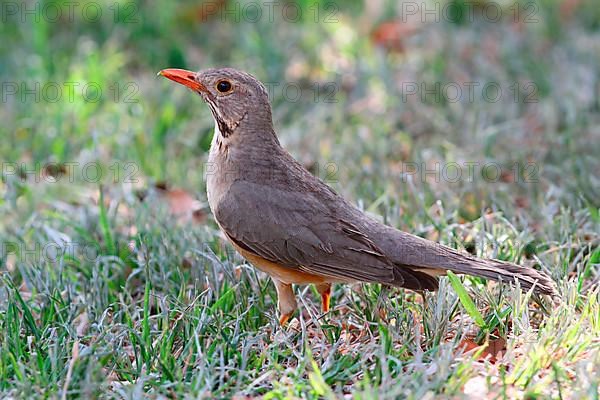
[1,0,599,398]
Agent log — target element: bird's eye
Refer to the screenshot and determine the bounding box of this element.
[216,80,233,93]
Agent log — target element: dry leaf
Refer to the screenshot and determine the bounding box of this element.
[155,183,207,224]
[371,20,419,53]
[458,336,507,364]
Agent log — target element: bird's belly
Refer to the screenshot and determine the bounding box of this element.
[229,240,329,285]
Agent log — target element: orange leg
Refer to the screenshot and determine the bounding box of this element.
[315,283,332,312]
[273,278,297,325]
[279,312,293,326]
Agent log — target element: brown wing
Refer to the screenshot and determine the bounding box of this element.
[214,180,400,283]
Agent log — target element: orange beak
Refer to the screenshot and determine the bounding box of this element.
[158,68,207,92]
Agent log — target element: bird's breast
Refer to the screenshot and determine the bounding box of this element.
[206,131,232,214]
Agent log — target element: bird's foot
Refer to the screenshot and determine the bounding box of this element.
[279,312,294,326]
[273,279,297,326]
[315,283,332,313]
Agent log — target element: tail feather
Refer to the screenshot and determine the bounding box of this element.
[381,230,557,296]
[447,256,557,296]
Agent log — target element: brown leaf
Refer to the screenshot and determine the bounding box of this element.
[165,188,198,215]
[191,0,227,23]
[156,183,207,224]
[371,20,419,53]
[458,338,481,353]
[458,336,507,363]
[486,336,507,362]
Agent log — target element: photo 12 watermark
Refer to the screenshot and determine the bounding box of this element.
[1,161,140,184]
[1,81,139,104]
[1,1,140,23]
[398,161,539,184]
[1,240,104,265]
[400,81,539,104]
[198,1,339,23]
[264,81,339,103]
[399,1,539,24]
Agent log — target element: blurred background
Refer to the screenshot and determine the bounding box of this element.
[2,0,599,215]
[1,0,599,397]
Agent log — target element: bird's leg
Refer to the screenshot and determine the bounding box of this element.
[272,278,297,325]
[315,283,332,313]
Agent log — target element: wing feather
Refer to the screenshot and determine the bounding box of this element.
[215,181,397,284]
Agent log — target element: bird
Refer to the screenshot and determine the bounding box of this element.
[158,67,557,325]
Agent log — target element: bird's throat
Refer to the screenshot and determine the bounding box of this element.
[210,120,230,154]
[208,107,234,138]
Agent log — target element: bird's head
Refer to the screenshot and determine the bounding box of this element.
[159,67,272,138]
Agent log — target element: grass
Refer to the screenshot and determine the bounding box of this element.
[1,0,599,398]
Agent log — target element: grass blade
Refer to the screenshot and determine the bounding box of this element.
[447,271,486,329]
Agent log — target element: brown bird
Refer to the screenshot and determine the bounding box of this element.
[159,67,556,325]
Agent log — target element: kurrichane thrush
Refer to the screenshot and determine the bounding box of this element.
[159,67,556,325]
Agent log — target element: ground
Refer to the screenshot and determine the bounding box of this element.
[0,0,599,398]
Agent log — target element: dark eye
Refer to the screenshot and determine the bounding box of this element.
[216,80,232,93]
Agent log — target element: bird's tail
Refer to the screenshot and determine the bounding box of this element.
[387,231,557,296]
[443,255,557,296]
